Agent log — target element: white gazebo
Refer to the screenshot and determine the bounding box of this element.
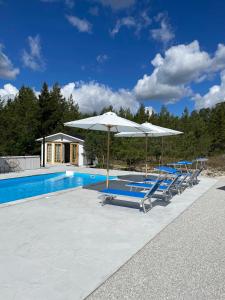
[36,133,84,166]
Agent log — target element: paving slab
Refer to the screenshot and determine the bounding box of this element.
[0,172,217,300]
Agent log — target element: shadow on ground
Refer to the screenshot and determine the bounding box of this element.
[101,198,170,211]
[84,174,158,192]
[217,186,225,191]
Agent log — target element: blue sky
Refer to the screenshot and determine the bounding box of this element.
[1,0,225,115]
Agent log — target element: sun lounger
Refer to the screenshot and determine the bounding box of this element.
[144,177,173,184]
[144,173,189,194]
[181,167,203,187]
[192,167,203,185]
[127,174,182,201]
[99,179,164,213]
[173,160,192,166]
[154,162,203,189]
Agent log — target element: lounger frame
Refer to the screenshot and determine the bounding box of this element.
[128,174,181,202]
[100,179,164,213]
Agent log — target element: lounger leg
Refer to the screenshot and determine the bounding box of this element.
[148,197,152,210]
[141,199,146,213]
[141,198,152,213]
[101,195,107,206]
[101,195,114,206]
[178,184,184,193]
[165,192,171,202]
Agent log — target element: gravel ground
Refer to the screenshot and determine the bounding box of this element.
[87,177,225,300]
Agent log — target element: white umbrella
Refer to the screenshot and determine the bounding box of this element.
[115,122,183,177]
[64,112,147,187]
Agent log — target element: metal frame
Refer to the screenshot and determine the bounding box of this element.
[180,168,203,188]
[128,175,181,202]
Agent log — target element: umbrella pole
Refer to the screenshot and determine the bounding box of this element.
[106,126,111,188]
[145,134,148,178]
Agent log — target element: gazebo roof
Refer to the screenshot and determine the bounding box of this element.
[36,132,84,143]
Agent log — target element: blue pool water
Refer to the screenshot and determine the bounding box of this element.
[0,172,115,204]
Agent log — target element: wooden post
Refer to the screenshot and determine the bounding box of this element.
[42,136,45,167]
[145,134,148,178]
[106,126,111,188]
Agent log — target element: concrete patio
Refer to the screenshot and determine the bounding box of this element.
[0,167,219,299]
[88,176,225,300]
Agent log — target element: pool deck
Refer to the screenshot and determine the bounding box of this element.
[0,166,222,300]
[88,176,225,300]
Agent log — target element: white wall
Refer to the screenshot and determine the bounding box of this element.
[0,156,40,173]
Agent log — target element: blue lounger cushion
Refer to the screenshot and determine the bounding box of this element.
[100,188,146,198]
[127,182,168,190]
[168,161,192,166]
[144,178,173,184]
[155,166,180,174]
[176,160,192,165]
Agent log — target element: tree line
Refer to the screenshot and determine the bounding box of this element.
[0,83,225,169]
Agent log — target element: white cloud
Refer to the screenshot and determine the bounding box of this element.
[134,69,188,102]
[154,41,211,85]
[3,40,225,112]
[134,41,225,103]
[96,54,108,63]
[210,43,225,72]
[97,0,135,10]
[0,44,20,79]
[110,11,151,37]
[66,15,92,33]
[194,72,225,110]
[151,13,174,45]
[0,83,18,101]
[110,16,136,37]
[141,10,152,27]
[0,81,140,114]
[60,81,139,113]
[22,35,45,71]
[155,41,225,85]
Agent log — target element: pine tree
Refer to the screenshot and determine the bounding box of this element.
[0,87,38,155]
[134,104,148,123]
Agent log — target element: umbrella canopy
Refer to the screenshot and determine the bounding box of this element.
[115,122,182,137]
[64,112,147,187]
[65,112,145,133]
[115,122,183,177]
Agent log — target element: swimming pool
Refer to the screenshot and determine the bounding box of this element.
[0,172,115,204]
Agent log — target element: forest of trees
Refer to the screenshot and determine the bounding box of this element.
[0,82,225,169]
